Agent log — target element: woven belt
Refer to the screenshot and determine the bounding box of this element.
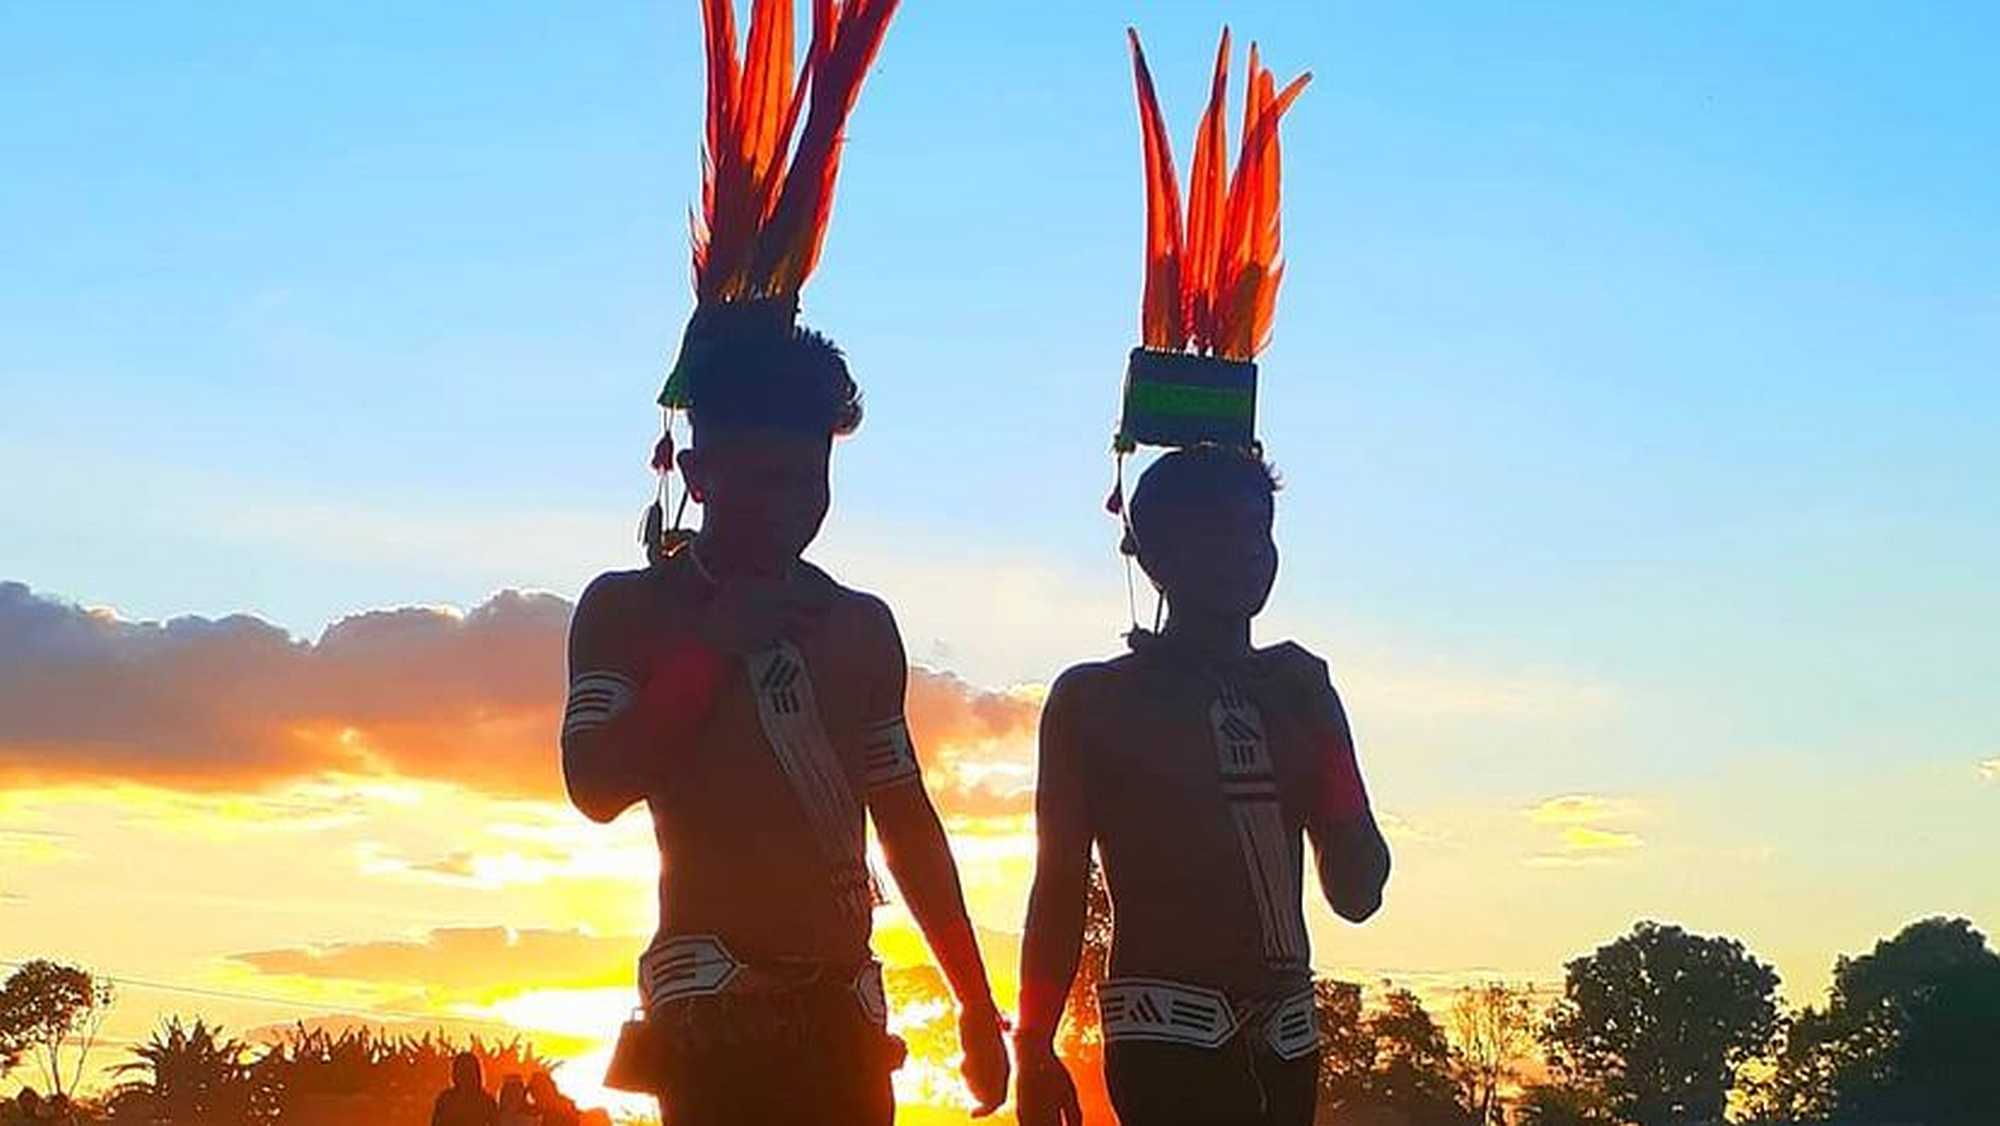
[1098,976,1319,1060]
[639,934,889,1028]
[1259,984,1319,1060]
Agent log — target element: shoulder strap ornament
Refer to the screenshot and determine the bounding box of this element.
[743,641,875,926]
[1210,679,1311,971]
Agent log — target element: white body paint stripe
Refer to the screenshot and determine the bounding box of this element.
[563,671,637,738]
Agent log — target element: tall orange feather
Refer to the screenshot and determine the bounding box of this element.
[688,0,900,308]
[1127,27,1308,362]
[757,0,900,294]
[1128,29,1186,353]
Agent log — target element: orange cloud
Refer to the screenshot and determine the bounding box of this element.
[904,668,1041,818]
[0,582,1043,816]
[905,670,1038,752]
[0,581,566,794]
[231,926,640,1000]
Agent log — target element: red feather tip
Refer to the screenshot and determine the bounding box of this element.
[691,0,902,307]
[1127,27,1309,361]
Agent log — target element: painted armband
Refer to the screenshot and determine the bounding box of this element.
[562,636,726,745]
[859,714,921,792]
[563,671,638,740]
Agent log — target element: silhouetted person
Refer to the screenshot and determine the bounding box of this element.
[526,1072,578,1126]
[431,1051,498,1126]
[1017,447,1392,1126]
[9,1089,39,1123]
[561,310,1009,1124]
[497,1076,535,1126]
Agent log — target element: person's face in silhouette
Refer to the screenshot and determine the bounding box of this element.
[679,426,832,575]
[1133,472,1278,622]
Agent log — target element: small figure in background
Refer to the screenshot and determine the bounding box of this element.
[431,1051,498,1126]
[497,1075,536,1126]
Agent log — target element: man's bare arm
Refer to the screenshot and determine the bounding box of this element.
[875,778,1010,1115]
[1017,670,1095,1051]
[860,603,998,1013]
[872,783,999,1012]
[1303,676,1390,922]
[1014,670,1092,1126]
[559,573,723,823]
[1313,813,1390,922]
[858,599,1007,1114]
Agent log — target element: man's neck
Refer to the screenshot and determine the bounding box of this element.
[688,534,796,582]
[1159,607,1254,661]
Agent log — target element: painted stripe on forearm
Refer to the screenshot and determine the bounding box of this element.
[563,671,637,738]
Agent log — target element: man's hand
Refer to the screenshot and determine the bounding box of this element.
[958,1003,1010,1117]
[1014,1039,1082,1126]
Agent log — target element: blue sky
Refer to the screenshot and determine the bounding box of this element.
[8,1,1995,692]
[3,1,1997,996]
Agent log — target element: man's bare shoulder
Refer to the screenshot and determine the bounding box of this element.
[1047,655,1141,709]
[801,562,899,640]
[572,564,699,637]
[1255,640,1335,689]
[1252,641,1351,744]
[573,568,659,626]
[577,567,652,607]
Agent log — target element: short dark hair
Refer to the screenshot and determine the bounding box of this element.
[1127,444,1279,544]
[680,304,863,438]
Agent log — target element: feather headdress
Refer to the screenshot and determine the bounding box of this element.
[644,0,898,563]
[660,0,900,409]
[1114,27,1309,456]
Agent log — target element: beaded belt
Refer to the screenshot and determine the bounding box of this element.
[640,934,888,1028]
[1098,976,1319,1060]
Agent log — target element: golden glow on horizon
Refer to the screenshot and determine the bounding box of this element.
[1,588,1995,1117]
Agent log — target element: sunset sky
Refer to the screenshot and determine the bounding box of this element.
[3,1,1997,1120]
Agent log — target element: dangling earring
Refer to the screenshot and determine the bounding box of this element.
[644,411,696,566]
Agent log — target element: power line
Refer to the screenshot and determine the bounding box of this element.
[0,959,544,1035]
